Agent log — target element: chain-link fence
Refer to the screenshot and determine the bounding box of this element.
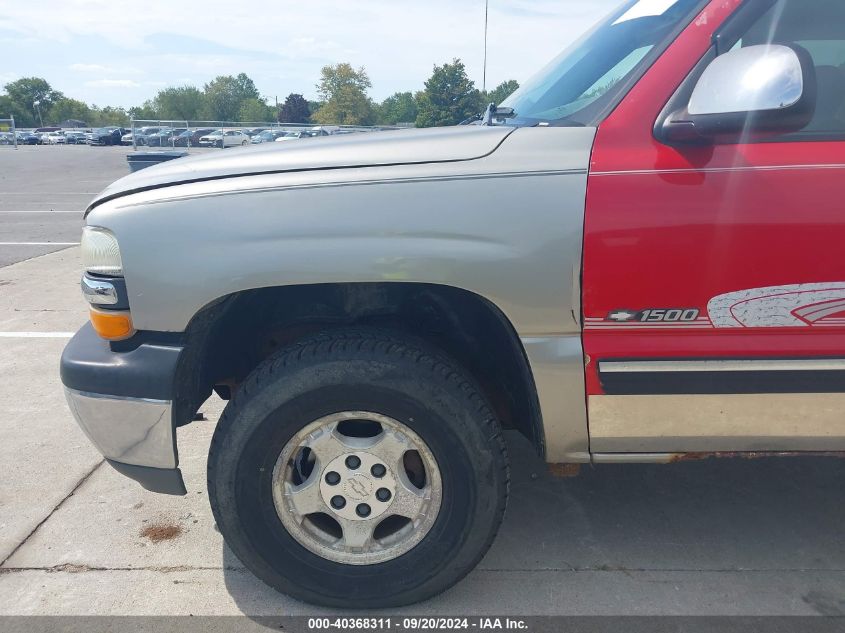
[0,117,17,149]
[128,119,402,151]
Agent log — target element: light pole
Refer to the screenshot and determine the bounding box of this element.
[33,100,43,127]
[482,0,489,94]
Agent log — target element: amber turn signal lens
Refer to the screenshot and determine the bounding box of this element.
[89,308,134,340]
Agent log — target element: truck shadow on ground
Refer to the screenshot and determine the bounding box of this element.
[220,431,845,615]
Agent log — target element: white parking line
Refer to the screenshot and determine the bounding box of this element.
[0,242,79,246]
[0,332,75,338]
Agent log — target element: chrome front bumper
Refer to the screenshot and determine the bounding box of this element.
[60,323,187,495]
[64,388,176,469]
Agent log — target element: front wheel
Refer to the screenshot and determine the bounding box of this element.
[207,329,509,608]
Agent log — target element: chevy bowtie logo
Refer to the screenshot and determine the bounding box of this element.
[607,310,637,322]
[349,478,368,497]
[345,475,373,500]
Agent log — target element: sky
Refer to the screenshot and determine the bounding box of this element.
[0,0,620,108]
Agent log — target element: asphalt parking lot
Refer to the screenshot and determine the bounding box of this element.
[0,146,844,617]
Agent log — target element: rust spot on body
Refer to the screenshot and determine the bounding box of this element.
[669,451,845,463]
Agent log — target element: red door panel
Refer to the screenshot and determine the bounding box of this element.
[583,0,845,398]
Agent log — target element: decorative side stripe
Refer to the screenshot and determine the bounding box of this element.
[708,283,845,328]
[601,359,845,373]
[591,164,845,177]
[585,326,713,330]
[585,318,713,330]
[598,358,845,395]
[585,282,845,330]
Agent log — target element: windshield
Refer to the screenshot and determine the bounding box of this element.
[501,0,706,126]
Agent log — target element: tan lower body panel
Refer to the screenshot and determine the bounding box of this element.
[521,335,591,463]
[589,393,845,453]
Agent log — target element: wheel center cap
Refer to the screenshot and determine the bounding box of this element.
[319,451,398,521]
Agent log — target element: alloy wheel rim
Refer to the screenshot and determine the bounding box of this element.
[272,411,442,565]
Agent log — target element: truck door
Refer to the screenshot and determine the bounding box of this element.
[583,0,845,455]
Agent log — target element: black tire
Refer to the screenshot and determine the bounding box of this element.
[207,329,509,608]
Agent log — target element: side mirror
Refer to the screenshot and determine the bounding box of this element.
[660,44,816,144]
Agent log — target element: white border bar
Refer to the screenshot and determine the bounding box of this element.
[0,332,75,338]
[0,242,79,246]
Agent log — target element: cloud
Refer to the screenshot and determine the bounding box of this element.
[4,0,621,106]
[84,79,141,88]
[70,63,110,72]
[70,63,143,75]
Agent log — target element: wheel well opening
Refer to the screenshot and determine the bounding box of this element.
[175,283,545,457]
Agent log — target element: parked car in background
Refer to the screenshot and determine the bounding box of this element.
[15,131,40,145]
[140,128,172,147]
[87,127,126,146]
[44,131,66,145]
[159,129,188,147]
[145,128,187,147]
[251,129,289,144]
[126,127,163,146]
[274,129,323,142]
[198,129,250,148]
[274,131,308,142]
[0,132,14,145]
[274,126,337,142]
[64,131,87,145]
[170,128,216,147]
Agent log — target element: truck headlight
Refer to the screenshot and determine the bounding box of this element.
[81,227,123,276]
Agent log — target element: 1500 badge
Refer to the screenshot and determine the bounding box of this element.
[606,308,700,322]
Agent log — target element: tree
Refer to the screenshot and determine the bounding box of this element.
[153,86,205,121]
[3,77,63,127]
[128,102,158,120]
[377,92,418,125]
[0,95,15,119]
[238,97,273,123]
[307,100,322,116]
[312,63,374,126]
[203,73,260,121]
[415,59,482,128]
[278,93,310,123]
[47,97,92,125]
[89,106,129,126]
[485,79,520,107]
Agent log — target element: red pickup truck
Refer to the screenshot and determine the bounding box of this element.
[63,0,844,608]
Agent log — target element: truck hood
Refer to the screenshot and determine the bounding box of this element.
[87,125,514,212]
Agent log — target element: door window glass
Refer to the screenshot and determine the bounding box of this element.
[736,0,845,136]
